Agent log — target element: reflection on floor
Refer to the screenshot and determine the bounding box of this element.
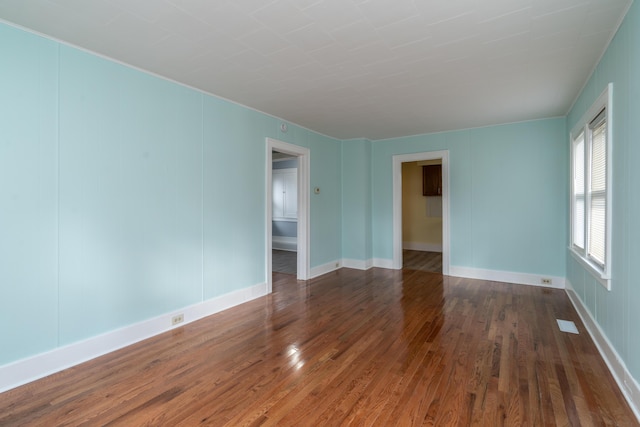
[403,249,442,273]
[272,249,297,275]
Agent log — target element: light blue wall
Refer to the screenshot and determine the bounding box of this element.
[0,22,342,366]
[272,221,297,238]
[566,0,640,383]
[342,139,372,261]
[309,132,343,267]
[57,46,204,343]
[370,119,568,276]
[0,24,59,364]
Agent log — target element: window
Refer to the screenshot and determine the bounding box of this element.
[570,83,612,290]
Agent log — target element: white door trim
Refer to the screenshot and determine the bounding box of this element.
[392,150,450,275]
[266,138,310,291]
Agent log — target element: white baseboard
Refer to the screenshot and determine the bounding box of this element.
[403,242,442,252]
[449,266,565,289]
[312,258,393,274]
[309,260,341,279]
[0,281,268,394]
[342,258,374,270]
[272,236,297,251]
[565,281,640,422]
[373,258,395,269]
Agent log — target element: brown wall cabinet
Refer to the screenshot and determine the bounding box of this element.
[422,165,442,196]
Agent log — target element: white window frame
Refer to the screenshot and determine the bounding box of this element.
[569,83,613,290]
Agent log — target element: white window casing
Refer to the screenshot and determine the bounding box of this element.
[569,83,612,290]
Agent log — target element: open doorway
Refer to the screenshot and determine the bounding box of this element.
[271,151,298,276]
[401,160,443,273]
[392,150,450,275]
[266,138,310,293]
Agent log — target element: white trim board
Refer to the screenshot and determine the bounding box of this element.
[272,236,297,251]
[373,258,395,269]
[310,258,395,277]
[0,282,267,394]
[342,258,374,270]
[565,281,640,422]
[449,266,565,289]
[309,260,342,279]
[335,261,565,288]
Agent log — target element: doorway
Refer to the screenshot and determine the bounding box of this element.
[392,151,450,275]
[401,160,443,273]
[266,138,310,293]
[271,151,298,275]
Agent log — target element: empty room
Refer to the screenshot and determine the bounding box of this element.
[1,0,639,425]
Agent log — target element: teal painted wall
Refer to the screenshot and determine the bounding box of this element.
[309,132,343,267]
[0,24,59,365]
[57,46,204,343]
[370,119,568,276]
[0,22,342,365]
[566,0,640,383]
[342,139,372,261]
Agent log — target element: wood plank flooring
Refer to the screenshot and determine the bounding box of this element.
[272,249,297,275]
[403,250,442,273]
[0,268,637,426]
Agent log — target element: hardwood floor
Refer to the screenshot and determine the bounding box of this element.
[403,249,442,273]
[1,268,637,426]
[272,249,297,275]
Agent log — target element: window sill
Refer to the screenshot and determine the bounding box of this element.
[568,247,611,290]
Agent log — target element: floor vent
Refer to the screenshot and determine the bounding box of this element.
[557,319,579,334]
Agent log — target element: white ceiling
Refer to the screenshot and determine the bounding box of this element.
[0,0,632,140]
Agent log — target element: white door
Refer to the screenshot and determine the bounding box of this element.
[282,170,297,219]
[273,168,297,221]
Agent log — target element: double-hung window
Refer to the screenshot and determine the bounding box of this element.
[570,83,612,290]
